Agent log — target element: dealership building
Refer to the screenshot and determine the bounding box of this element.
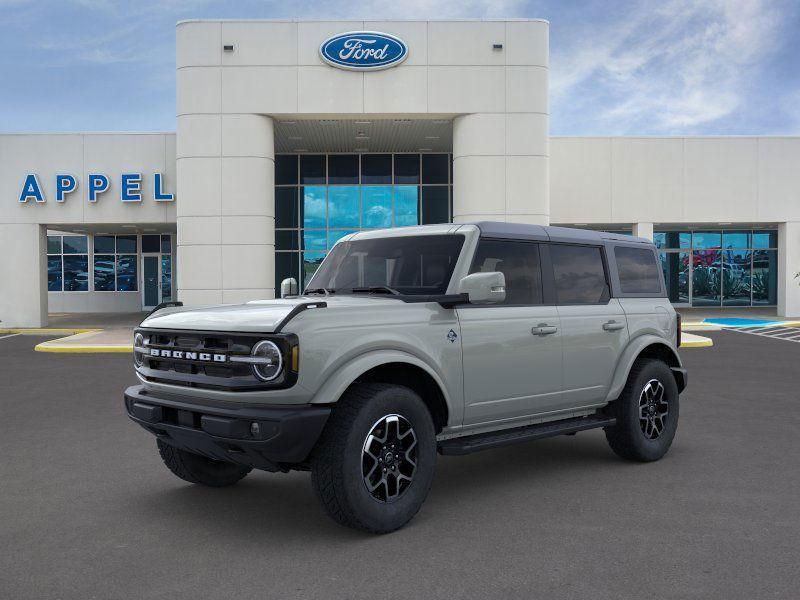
[1,18,799,327]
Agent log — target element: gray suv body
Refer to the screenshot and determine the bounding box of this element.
[125,222,686,532]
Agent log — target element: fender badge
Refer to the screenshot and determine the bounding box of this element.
[447,329,458,343]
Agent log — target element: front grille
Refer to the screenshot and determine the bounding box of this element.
[136,328,297,391]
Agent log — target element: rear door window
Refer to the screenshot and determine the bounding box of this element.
[614,246,662,294]
[470,240,543,305]
[550,244,609,304]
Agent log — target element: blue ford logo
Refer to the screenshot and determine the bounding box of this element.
[319,31,408,71]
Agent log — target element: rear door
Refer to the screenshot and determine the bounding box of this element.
[548,243,629,408]
[457,239,563,427]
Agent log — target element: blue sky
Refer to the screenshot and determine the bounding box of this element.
[1,0,798,135]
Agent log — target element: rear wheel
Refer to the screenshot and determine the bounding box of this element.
[605,359,679,462]
[310,383,437,534]
[157,439,251,487]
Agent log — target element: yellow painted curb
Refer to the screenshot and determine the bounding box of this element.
[35,343,132,353]
[680,338,714,348]
[0,328,100,335]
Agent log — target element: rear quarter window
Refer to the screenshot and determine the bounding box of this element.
[614,246,662,294]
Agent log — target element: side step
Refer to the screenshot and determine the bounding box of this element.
[437,415,616,456]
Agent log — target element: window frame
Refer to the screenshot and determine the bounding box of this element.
[46,234,90,293]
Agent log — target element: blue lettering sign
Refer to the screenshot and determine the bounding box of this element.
[19,174,45,203]
[56,174,77,202]
[87,173,109,203]
[121,173,142,202]
[153,173,174,202]
[320,31,408,71]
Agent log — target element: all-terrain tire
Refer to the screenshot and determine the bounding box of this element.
[157,439,252,487]
[310,383,437,534]
[605,359,680,462]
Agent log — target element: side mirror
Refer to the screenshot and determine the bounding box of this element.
[280,277,298,298]
[457,272,506,304]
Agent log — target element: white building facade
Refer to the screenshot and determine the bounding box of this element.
[1,19,799,327]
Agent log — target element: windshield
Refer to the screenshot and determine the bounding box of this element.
[306,234,465,296]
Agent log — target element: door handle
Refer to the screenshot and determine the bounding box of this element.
[603,320,625,331]
[531,324,558,336]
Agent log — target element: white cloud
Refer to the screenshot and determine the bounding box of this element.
[551,0,791,133]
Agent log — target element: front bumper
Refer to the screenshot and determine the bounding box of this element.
[124,385,330,472]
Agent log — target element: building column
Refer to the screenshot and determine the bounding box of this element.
[632,222,654,241]
[0,224,47,327]
[452,113,549,225]
[778,222,800,318]
[177,114,275,305]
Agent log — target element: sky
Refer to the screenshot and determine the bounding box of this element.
[0,0,798,135]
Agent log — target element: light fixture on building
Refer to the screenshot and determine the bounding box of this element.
[393,119,412,125]
[280,120,297,125]
[493,43,503,50]
[223,44,235,52]
[320,119,338,125]
[355,120,372,125]
[419,147,433,152]
[425,136,440,140]
[354,147,368,153]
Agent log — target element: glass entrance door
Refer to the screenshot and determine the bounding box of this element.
[142,255,160,309]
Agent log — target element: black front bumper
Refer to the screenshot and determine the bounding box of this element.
[124,385,330,472]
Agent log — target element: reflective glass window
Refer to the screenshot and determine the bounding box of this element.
[141,234,160,253]
[691,250,721,306]
[328,155,359,184]
[752,250,777,305]
[275,187,298,228]
[161,255,172,300]
[660,251,689,303]
[63,255,89,291]
[275,155,298,185]
[752,230,777,249]
[275,230,299,251]
[328,229,358,248]
[303,230,327,251]
[361,154,391,184]
[328,186,360,228]
[302,186,326,228]
[394,154,420,184]
[47,256,62,291]
[275,252,299,291]
[654,232,690,249]
[362,186,392,228]
[300,155,326,184]
[722,231,750,249]
[161,235,172,254]
[692,231,721,249]
[94,235,115,254]
[550,245,609,304]
[421,186,449,224]
[63,235,88,254]
[722,249,751,306]
[303,251,327,287]
[470,240,542,305]
[614,247,662,294]
[116,235,137,254]
[93,255,116,291]
[421,154,448,184]
[394,185,419,226]
[47,235,62,254]
[116,255,137,291]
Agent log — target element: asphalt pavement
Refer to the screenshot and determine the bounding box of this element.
[1,332,798,600]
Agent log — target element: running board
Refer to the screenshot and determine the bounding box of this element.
[437,415,616,456]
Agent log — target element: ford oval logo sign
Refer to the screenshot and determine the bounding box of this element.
[319,31,408,71]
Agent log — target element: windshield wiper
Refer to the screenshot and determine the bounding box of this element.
[351,286,401,295]
[304,287,335,295]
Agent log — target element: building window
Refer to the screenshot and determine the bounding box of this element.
[274,153,454,290]
[93,235,138,292]
[47,235,89,292]
[655,229,777,307]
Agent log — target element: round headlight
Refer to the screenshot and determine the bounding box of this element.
[251,340,283,382]
[133,333,145,368]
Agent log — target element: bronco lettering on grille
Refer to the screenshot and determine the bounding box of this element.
[149,348,227,363]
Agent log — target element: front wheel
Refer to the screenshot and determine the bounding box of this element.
[310,383,437,534]
[605,359,680,462]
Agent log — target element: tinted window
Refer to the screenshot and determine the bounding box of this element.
[300,155,326,184]
[141,234,160,253]
[328,155,358,184]
[615,246,662,294]
[551,245,608,304]
[470,240,542,305]
[361,154,391,184]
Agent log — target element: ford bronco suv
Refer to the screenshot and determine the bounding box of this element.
[125,222,686,533]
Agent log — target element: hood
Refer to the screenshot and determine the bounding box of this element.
[139,295,400,333]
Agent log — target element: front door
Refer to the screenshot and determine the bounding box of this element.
[458,239,563,427]
[142,255,160,309]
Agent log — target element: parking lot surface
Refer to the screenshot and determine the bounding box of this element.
[1,332,798,599]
